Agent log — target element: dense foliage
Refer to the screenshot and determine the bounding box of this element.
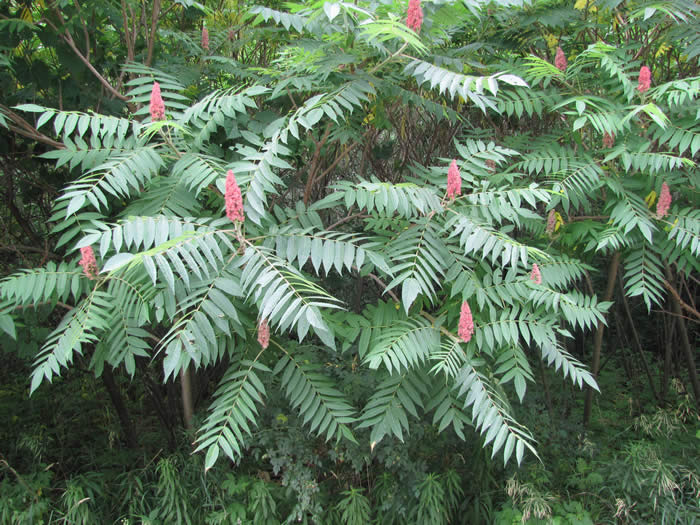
[1,0,698,523]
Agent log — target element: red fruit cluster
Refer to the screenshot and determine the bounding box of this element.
[150,82,165,121]
[603,132,615,148]
[458,301,474,342]
[637,66,651,93]
[225,170,244,223]
[202,27,210,51]
[656,182,672,219]
[546,209,556,234]
[79,246,99,279]
[406,0,423,32]
[554,47,567,72]
[447,159,461,200]
[258,319,270,349]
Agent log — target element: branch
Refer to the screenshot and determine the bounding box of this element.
[662,279,700,321]
[45,9,130,104]
[1,104,65,149]
[61,30,130,102]
[327,211,369,231]
[303,123,332,205]
[121,0,135,65]
[420,310,463,341]
[314,140,361,185]
[146,0,161,67]
[370,42,408,74]
[569,215,610,222]
[11,301,74,311]
[72,0,91,61]
[4,199,41,244]
[352,265,400,303]
[0,244,61,261]
[303,128,371,206]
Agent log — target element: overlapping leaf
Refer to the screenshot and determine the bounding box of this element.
[274,353,357,443]
[196,358,270,469]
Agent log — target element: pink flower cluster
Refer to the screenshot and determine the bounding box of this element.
[150,82,165,121]
[447,159,461,200]
[202,27,209,51]
[554,47,567,72]
[656,182,672,219]
[258,319,270,349]
[79,246,99,279]
[530,263,542,285]
[637,66,651,93]
[458,301,474,342]
[406,0,423,32]
[225,170,244,223]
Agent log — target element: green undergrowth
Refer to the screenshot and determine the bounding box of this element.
[494,360,700,524]
[2,348,698,524]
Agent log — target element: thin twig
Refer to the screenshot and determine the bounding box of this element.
[327,212,368,231]
[569,215,610,221]
[662,279,700,320]
[303,123,333,205]
[146,0,161,67]
[0,104,65,149]
[651,308,699,324]
[370,42,408,74]
[0,244,60,260]
[618,270,659,401]
[44,10,130,103]
[313,140,361,186]
[0,456,39,503]
[352,266,399,303]
[11,301,74,311]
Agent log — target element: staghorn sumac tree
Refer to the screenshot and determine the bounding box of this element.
[2,0,695,483]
